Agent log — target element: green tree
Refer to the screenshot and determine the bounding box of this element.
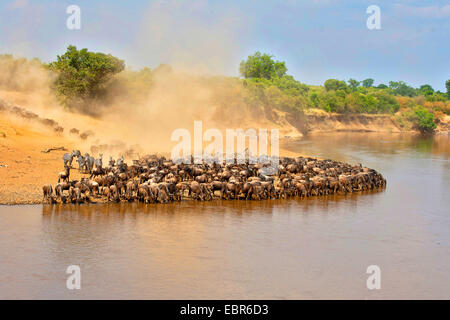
[239,52,287,80]
[414,106,436,133]
[310,92,319,107]
[348,79,360,91]
[377,83,388,89]
[446,79,450,99]
[272,75,309,96]
[363,94,377,113]
[418,84,434,96]
[324,79,348,92]
[389,81,417,97]
[362,78,374,88]
[48,45,125,108]
[373,91,400,114]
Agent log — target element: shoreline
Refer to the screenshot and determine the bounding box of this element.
[2,188,387,207]
[6,151,387,205]
[1,107,446,205]
[0,128,445,206]
[0,127,442,206]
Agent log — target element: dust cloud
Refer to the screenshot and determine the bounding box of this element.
[0,0,286,159]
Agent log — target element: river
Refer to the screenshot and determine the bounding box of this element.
[0,133,449,299]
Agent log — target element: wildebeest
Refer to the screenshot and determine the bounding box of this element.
[42,184,53,203]
[47,152,386,204]
[58,165,70,183]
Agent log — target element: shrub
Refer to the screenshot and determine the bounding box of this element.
[324,79,348,92]
[373,91,400,114]
[239,52,287,80]
[48,45,125,111]
[414,107,436,133]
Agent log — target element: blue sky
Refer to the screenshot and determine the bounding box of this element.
[0,0,449,90]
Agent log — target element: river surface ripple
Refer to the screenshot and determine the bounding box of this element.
[0,133,449,299]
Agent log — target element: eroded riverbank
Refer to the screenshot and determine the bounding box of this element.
[1,105,447,205]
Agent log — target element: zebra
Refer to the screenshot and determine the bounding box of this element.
[73,150,81,157]
[62,150,77,167]
[76,155,87,172]
[84,153,95,173]
[95,154,103,169]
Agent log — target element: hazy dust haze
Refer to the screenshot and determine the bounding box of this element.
[0,0,288,159]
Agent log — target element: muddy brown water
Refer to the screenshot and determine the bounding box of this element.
[0,133,449,299]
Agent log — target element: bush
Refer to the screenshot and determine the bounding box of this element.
[272,75,309,96]
[446,79,450,99]
[388,81,417,97]
[239,52,287,80]
[324,79,348,92]
[414,107,436,133]
[319,91,345,113]
[48,45,125,111]
[372,91,400,114]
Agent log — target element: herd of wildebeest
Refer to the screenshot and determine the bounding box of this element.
[42,150,386,204]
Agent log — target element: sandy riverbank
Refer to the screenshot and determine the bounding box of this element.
[0,117,82,204]
[0,114,305,205]
[1,99,447,205]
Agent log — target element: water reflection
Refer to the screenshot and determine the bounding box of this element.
[283,132,450,163]
[41,189,385,218]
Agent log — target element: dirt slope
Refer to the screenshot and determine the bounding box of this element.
[302,110,402,133]
[0,117,85,204]
[0,113,302,204]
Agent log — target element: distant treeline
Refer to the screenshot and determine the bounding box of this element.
[238,52,449,133]
[1,47,449,133]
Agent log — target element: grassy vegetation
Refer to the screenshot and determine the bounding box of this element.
[1,48,449,133]
[238,52,449,133]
